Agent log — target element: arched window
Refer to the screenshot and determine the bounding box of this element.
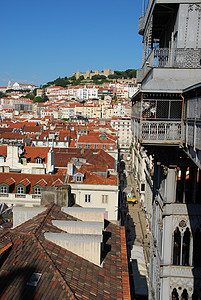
[172,288,179,300]
[173,226,191,266]
[173,228,181,265]
[182,228,190,266]
[193,228,201,267]
[181,289,188,300]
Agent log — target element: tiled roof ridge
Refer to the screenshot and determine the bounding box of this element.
[28,233,77,299]
[120,227,131,300]
[32,204,55,235]
[34,236,77,299]
[13,204,54,235]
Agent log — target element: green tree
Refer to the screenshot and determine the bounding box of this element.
[69,75,76,81]
[54,77,68,87]
[25,93,34,100]
[33,96,43,103]
[0,92,6,98]
[41,91,49,102]
[92,75,106,80]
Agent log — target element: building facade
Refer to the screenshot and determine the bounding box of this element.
[132,0,201,299]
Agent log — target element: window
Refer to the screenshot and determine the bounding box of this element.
[36,158,42,164]
[173,226,190,266]
[102,144,105,149]
[17,187,24,194]
[1,186,7,193]
[172,288,179,300]
[76,176,82,182]
[34,188,41,195]
[102,195,108,203]
[94,144,97,149]
[141,183,145,192]
[78,144,82,148]
[85,144,91,149]
[85,194,91,202]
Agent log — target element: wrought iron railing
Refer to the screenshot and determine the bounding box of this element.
[151,48,201,69]
[32,194,41,199]
[133,119,182,144]
[141,121,181,142]
[0,193,8,197]
[15,194,26,198]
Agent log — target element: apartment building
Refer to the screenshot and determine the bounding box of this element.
[111,117,132,149]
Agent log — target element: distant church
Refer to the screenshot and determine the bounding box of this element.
[7,81,38,91]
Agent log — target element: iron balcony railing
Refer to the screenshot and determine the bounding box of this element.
[133,119,182,144]
[137,48,201,83]
[144,48,201,69]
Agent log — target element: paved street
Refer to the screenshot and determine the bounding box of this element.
[120,152,150,299]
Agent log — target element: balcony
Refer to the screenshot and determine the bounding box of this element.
[32,194,41,199]
[185,120,201,151]
[137,48,201,83]
[140,121,181,144]
[0,193,9,197]
[15,194,26,198]
[183,83,201,168]
[132,97,183,145]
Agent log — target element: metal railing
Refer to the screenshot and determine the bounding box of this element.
[0,193,9,197]
[15,194,26,198]
[32,194,41,199]
[185,120,201,150]
[133,119,182,144]
[148,48,201,69]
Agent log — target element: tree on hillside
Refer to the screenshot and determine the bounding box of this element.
[25,93,34,100]
[41,90,49,102]
[0,92,7,98]
[33,96,43,103]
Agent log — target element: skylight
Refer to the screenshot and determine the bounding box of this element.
[27,273,42,287]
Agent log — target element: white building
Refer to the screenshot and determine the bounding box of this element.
[12,82,38,91]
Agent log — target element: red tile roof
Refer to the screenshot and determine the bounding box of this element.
[0,204,129,299]
[0,173,65,194]
[0,146,7,157]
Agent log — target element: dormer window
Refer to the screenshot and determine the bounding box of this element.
[35,157,42,164]
[0,155,6,163]
[76,176,82,182]
[74,173,84,183]
[34,187,41,195]
[1,186,7,193]
[17,186,24,194]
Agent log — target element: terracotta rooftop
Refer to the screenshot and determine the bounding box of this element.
[0,204,130,299]
[54,148,115,170]
[0,173,66,194]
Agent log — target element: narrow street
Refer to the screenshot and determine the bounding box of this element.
[120,152,150,299]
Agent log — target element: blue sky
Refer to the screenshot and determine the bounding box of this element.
[0,0,143,87]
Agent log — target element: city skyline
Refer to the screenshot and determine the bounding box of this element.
[0,0,143,87]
